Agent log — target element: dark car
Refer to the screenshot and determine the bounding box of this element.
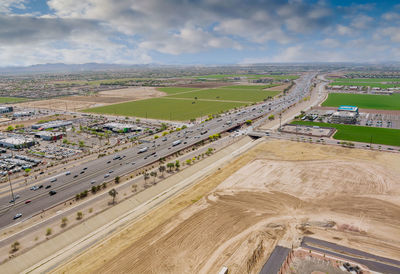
[45,185,51,189]
[49,190,57,196]
[25,200,31,204]
[38,185,43,189]
[83,167,88,170]
[74,174,78,178]
[107,161,111,164]
[80,171,85,174]
[39,171,44,175]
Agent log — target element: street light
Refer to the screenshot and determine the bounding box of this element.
[8,171,15,204]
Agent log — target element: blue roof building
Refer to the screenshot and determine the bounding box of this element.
[338,105,358,113]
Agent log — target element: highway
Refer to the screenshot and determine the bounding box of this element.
[0,72,316,229]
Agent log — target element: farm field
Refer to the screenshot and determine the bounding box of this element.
[84,97,245,121]
[291,121,400,146]
[157,87,199,95]
[167,86,280,103]
[0,97,27,103]
[322,93,400,110]
[194,74,299,80]
[329,78,400,88]
[329,78,400,83]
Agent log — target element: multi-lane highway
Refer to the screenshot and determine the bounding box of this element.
[0,72,316,229]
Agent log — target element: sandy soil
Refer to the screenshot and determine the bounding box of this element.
[16,87,165,111]
[173,82,232,88]
[263,83,290,91]
[54,140,400,274]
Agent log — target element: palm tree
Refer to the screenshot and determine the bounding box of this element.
[150,171,157,183]
[109,188,118,204]
[143,173,150,184]
[158,165,166,177]
[114,176,120,184]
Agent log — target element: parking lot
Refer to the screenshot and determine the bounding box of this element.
[358,112,400,129]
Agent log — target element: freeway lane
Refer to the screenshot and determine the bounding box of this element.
[0,72,315,229]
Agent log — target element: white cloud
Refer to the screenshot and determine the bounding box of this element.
[0,0,26,13]
[336,24,353,35]
[382,12,400,21]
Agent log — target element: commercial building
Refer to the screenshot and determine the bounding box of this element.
[32,120,72,130]
[0,106,13,114]
[338,105,359,113]
[0,137,35,149]
[13,111,34,117]
[331,111,357,124]
[34,131,64,141]
[102,122,141,133]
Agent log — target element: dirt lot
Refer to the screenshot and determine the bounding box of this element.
[174,82,233,88]
[264,83,290,91]
[55,140,400,274]
[17,87,165,111]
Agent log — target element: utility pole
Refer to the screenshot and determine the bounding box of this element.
[8,172,15,204]
[370,135,372,149]
[279,113,282,131]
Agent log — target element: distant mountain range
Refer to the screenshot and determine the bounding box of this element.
[0,63,155,75]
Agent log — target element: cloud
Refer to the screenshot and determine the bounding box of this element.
[382,12,400,21]
[0,0,26,14]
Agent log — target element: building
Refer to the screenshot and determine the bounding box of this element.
[0,106,13,114]
[331,111,357,124]
[338,105,359,113]
[329,85,343,90]
[34,131,64,141]
[32,120,72,130]
[0,137,35,149]
[102,122,140,133]
[13,111,34,117]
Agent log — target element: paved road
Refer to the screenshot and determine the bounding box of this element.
[259,245,290,274]
[302,236,400,274]
[0,73,316,230]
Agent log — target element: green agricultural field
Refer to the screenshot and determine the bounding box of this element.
[157,87,198,95]
[329,82,400,88]
[84,97,246,121]
[220,84,279,89]
[167,87,280,103]
[291,121,400,147]
[329,78,400,83]
[322,93,400,110]
[0,97,27,103]
[195,74,299,80]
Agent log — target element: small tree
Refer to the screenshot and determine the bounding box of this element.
[167,162,174,172]
[46,228,52,236]
[186,159,192,165]
[10,241,20,253]
[79,140,85,147]
[61,217,68,228]
[143,172,150,183]
[6,125,14,131]
[175,160,180,170]
[76,211,83,220]
[150,171,157,183]
[115,176,120,184]
[91,185,97,194]
[245,120,252,125]
[268,115,275,120]
[109,188,118,204]
[158,165,166,177]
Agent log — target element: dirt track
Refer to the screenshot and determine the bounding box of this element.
[54,140,400,274]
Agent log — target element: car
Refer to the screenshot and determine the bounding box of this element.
[91,180,96,184]
[13,213,22,220]
[104,174,110,178]
[183,141,187,144]
[113,155,120,160]
[131,162,135,165]
[107,161,111,164]
[109,170,113,173]
[38,185,43,189]
[30,186,38,190]
[49,190,57,196]
[65,171,71,175]
[74,174,78,178]
[83,167,88,170]
[80,171,85,174]
[39,171,44,175]
[25,200,31,204]
[45,185,51,189]
[50,178,57,182]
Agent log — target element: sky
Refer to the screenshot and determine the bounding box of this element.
[1,0,400,66]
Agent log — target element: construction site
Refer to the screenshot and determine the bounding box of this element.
[52,139,400,274]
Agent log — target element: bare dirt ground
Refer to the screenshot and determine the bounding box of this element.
[264,83,290,91]
[54,140,400,274]
[16,87,165,111]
